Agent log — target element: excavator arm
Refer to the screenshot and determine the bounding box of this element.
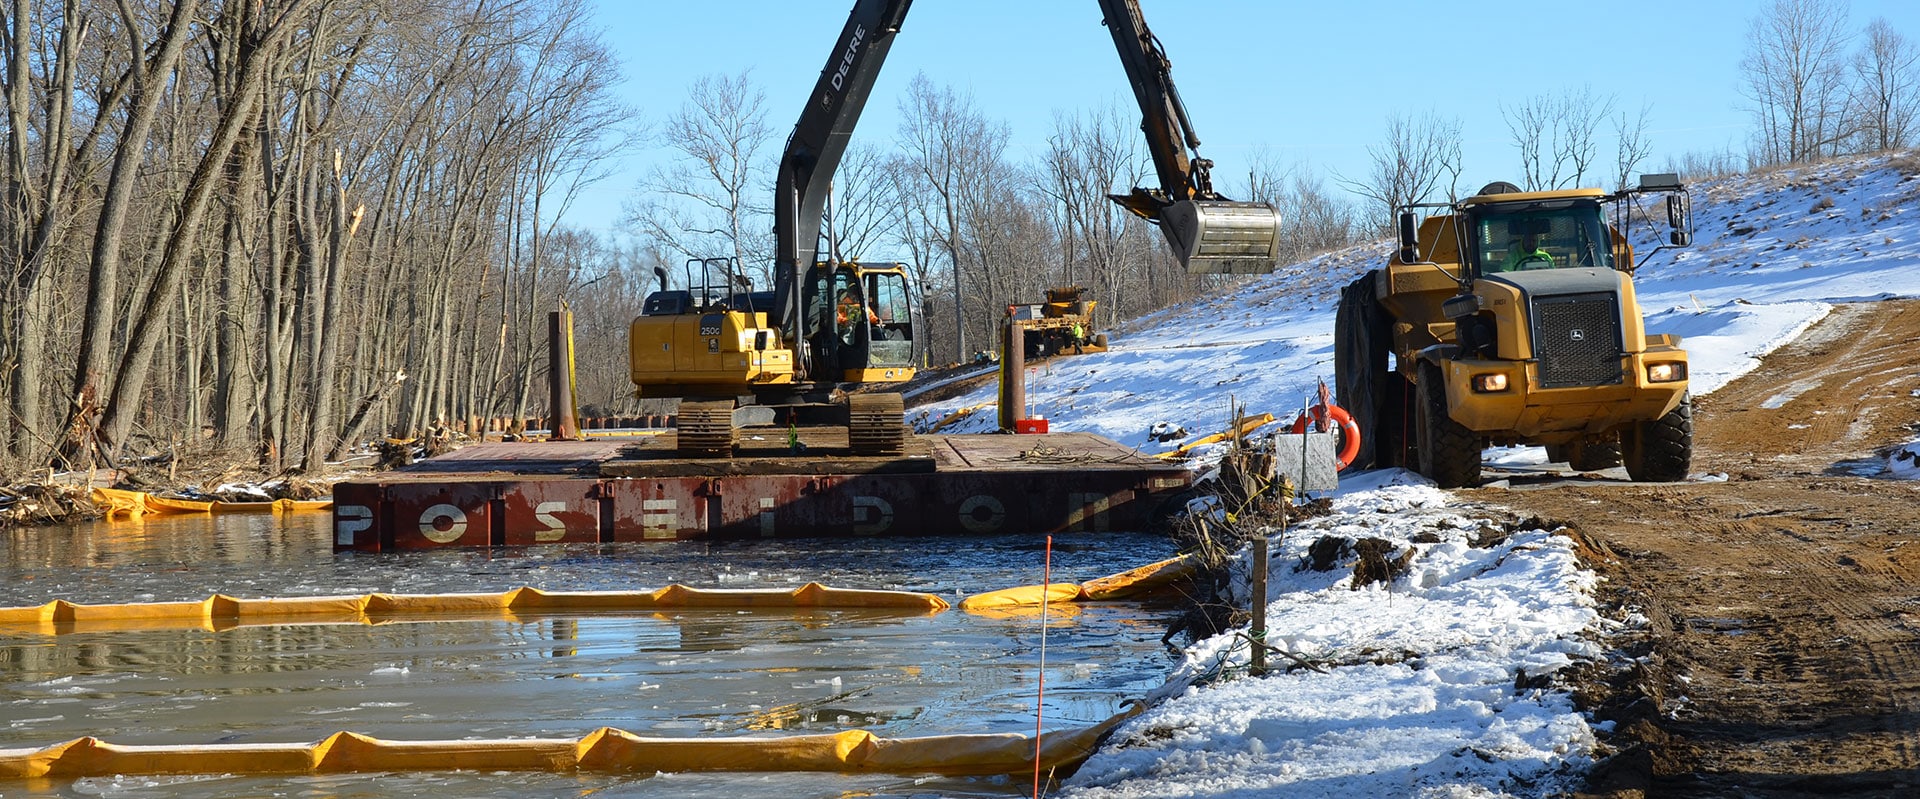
[771,0,913,380]
[1096,0,1283,274]
[771,0,1281,380]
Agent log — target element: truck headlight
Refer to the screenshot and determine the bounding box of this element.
[1471,373,1509,392]
[1646,362,1686,383]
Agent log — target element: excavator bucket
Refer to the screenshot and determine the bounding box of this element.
[1160,199,1284,275]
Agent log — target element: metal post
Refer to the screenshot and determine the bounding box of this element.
[1250,535,1269,676]
[548,310,580,441]
[999,317,1025,432]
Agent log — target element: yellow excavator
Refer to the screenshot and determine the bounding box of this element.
[630,0,1283,457]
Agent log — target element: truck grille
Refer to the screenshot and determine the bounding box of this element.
[1532,292,1622,388]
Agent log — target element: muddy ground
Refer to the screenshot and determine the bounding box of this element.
[1460,299,1920,797]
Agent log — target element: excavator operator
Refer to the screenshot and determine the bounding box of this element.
[836,289,879,342]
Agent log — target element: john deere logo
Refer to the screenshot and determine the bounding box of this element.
[1569,329,1586,342]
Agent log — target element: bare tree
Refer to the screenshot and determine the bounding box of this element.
[1742,0,1855,165]
[1237,151,1355,267]
[1341,111,1462,235]
[1851,17,1920,152]
[1039,103,1143,326]
[61,0,203,465]
[823,142,898,261]
[626,70,772,285]
[894,73,1007,363]
[94,0,325,461]
[1502,86,1616,190]
[2,0,89,462]
[1613,103,1656,191]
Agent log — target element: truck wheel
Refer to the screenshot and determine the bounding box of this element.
[1567,440,1622,471]
[1623,394,1693,482]
[1335,271,1393,469]
[1416,362,1481,488]
[1376,373,1409,468]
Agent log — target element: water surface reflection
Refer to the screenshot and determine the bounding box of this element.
[1,512,1180,798]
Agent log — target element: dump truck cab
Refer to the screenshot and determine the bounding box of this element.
[1337,175,1696,487]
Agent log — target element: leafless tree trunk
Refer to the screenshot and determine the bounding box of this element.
[1851,17,1919,152]
[2,0,87,462]
[62,0,202,464]
[1502,87,1615,191]
[1341,111,1462,235]
[1041,103,1153,328]
[1613,103,1656,191]
[895,73,1007,363]
[626,70,771,285]
[1742,0,1855,165]
[96,0,322,459]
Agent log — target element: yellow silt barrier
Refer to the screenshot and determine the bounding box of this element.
[90,488,332,519]
[209,498,333,513]
[0,584,950,635]
[959,582,1084,612]
[0,706,1143,780]
[363,591,512,616]
[313,731,578,773]
[959,554,1201,611]
[1079,553,1198,600]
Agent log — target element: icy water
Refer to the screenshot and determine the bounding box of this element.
[0,513,1183,798]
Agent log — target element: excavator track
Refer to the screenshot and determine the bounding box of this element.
[847,393,906,456]
[676,400,737,458]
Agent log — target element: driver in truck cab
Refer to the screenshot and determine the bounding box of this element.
[1500,231,1554,272]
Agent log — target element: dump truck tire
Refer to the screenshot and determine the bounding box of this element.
[1377,373,1409,467]
[1623,394,1693,482]
[1334,271,1393,469]
[1416,362,1481,488]
[1568,440,1622,471]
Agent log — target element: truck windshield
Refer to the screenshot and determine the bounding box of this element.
[1474,203,1613,274]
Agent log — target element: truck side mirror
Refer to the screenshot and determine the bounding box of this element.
[1665,194,1693,247]
[1397,211,1419,263]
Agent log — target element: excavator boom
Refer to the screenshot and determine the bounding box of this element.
[1096,0,1284,274]
[771,0,914,376]
[770,0,1282,346]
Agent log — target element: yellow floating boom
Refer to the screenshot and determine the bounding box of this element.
[0,705,1141,780]
[0,583,949,635]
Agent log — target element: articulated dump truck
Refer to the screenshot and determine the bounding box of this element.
[1335,175,1697,487]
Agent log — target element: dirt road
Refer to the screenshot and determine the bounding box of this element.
[1468,299,1920,798]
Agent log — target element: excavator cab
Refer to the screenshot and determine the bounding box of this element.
[802,262,916,384]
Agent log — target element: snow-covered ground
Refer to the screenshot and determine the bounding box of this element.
[910,154,1920,796]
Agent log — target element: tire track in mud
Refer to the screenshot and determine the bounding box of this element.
[1474,299,1920,797]
[1696,301,1920,475]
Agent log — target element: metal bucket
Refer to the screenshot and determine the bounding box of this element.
[1160,200,1284,275]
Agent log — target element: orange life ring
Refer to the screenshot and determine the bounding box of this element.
[1290,403,1364,470]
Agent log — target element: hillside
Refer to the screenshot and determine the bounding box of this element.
[909,155,1920,461]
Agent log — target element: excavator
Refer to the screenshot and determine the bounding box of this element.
[629,0,1284,457]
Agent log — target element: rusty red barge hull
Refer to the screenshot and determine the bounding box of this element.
[333,433,1190,550]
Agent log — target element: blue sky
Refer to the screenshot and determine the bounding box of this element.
[572,0,1920,238]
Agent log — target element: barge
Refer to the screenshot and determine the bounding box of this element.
[332,430,1191,550]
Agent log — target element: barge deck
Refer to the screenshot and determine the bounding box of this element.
[333,431,1191,550]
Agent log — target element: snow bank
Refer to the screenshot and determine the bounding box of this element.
[1064,483,1601,798]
